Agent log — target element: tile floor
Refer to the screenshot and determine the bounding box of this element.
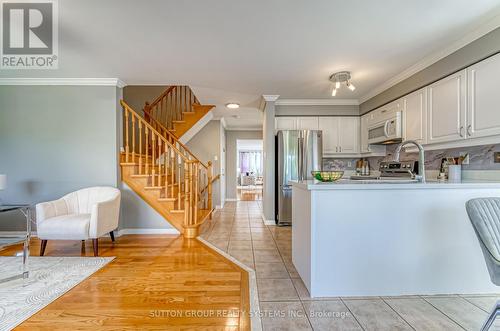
[201,200,500,331]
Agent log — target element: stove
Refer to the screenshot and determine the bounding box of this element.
[379,161,419,179]
[350,160,419,181]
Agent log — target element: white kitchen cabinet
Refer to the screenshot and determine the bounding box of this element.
[338,117,359,153]
[467,53,500,139]
[318,117,339,154]
[297,117,319,130]
[360,114,370,153]
[371,100,401,124]
[427,69,467,144]
[319,116,360,155]
[403,88,427,144]
[360,113,386,155]
[275,117,297,131]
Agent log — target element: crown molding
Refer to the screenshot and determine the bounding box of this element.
[275,98,359,106]
[359,13,500,104]
[262,95,280,102]
[0,78,127,88]
[225,127,263,131]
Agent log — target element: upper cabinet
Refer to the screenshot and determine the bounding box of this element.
[275,116,360,156]
[467,53,500,139]
[275,117,320,131]
[360,114,370,153]
[318,117,339,154]
[319,117,360,155]
[296,117,319,130]
[403,88,427,144]
[338,117,359,154]
[427,69,467,144]
[275,117,297,131]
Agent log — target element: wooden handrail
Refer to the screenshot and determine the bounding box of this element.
[150,86,176,107]
[200,174,220,195]
[143,85,200,139]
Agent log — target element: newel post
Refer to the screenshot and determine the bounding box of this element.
[207,161,213,218]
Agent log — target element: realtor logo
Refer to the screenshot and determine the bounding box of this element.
[1,0,58,69]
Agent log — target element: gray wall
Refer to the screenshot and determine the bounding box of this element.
[186,120,223,207]
[120,183,174,230]
[276,104,359,116]
[360,27,500,114]
[0,85,120,231]
[225,130,263,200]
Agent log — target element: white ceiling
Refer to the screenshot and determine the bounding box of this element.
[2,0,500,129]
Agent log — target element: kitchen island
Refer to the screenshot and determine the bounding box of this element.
[291,179,500,297]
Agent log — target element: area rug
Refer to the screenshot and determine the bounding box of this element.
[0,256,114,330]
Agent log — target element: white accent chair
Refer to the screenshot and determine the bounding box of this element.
[36,187,121,256]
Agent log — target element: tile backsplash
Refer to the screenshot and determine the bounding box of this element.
[323,144,500,171]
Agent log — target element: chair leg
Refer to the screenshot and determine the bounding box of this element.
[481,300,500,331]
[40,240,47,256]
[92,238,98,257]
[109,231,115,242]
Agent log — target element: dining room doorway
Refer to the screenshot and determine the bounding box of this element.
[236,139,263,201]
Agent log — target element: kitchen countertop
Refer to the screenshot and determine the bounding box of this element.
[290,179,500,190]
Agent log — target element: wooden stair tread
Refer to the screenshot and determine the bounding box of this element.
[170,209,185,214]
[158,197,176,202]
[144,186,166,190]
[172,120,186,124]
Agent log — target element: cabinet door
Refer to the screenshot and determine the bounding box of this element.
[275,117,297,131]
[338,117,359,153]
[297,117,319,130]
[360,114,370,153]
[467,53,500,139]
[427,70,466,144]
[404,88,427,144]
[318,117,339,154]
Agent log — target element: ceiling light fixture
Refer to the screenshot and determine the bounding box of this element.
[225,103,240,109]
[329,71,356,96]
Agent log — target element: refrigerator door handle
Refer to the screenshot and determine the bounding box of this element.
[297,137,304,181]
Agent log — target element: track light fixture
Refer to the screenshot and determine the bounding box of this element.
[329,71,356,96]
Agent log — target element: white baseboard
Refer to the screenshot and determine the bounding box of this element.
[225,198,237,202]
[260,213,276,225]
[117,228,180,236]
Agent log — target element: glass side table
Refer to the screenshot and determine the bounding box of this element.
[0,204,32,283]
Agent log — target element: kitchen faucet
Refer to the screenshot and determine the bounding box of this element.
[394,140,426,183]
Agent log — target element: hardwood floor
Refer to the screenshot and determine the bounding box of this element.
[0,235,250,330]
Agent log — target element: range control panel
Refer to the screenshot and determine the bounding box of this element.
[379,161,418,177]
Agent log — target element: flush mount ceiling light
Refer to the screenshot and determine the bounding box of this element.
[225,103,240,109]
[329,71,356,96]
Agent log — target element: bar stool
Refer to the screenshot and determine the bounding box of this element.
[466,198,500,331]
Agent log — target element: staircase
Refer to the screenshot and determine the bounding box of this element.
[120,86,216,238]
[144,86,215,141]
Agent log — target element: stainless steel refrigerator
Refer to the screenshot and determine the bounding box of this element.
[276,130,322,225]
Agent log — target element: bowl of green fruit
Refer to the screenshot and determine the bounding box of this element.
[311,171,344,182]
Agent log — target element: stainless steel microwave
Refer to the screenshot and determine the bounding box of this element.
[368,111,402,144]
